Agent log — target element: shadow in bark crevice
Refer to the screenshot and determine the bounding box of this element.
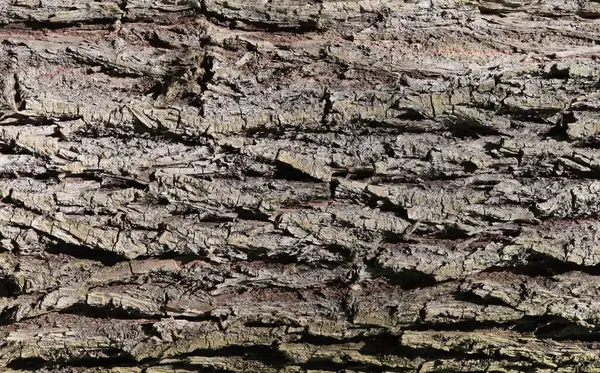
[59,303,155,320]
[498,106,563,124]
[413,313,596,340]
[485,251,600,277]
[364,263,439,290]
[0,276,20,298]
[17,18,118,30]
[297,333,382,346]
[273,161,323,182]
[6,351,136,370]
[300,359,406,372]
[45,241,124,266]
[141,344,291,369]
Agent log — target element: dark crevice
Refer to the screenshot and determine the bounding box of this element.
[0,276,20,298]
[0,141,35,157]
[59,172,104,183]
[196,213,238,223]
[45,242,124,266]
[478,7,510,15]
[243,249,302,265]
[543,111,574,140]
[166,366,237,373]
[453,292,511,308]
[158,312,217,323]
[413,319,511,332]
[53,353,137,368]
[273,161,322,182]
[489,257,576,277]
[380,202,410,219]
[461,160,479,173]
[144,344,290,365]
[146,79,167,100]
[133,251,208,264]
[329,179,339,199]
[283,334,541,371]
[94,65,146,79]
[365,172,469,184]
[360,334,531,365]
[434,225,521,240]
[98,174,149,189]
[572,136,600,149]
[118,0,128,14]
[6,352,137,370]
[361,119,438,135]
[381,231,411,244]
[296,333,380,346]
[15,18,120,30]
[363,345,498,363]
[395,108,427,120]
[498,105,563,124]
[239,246,345,267]
[522,315,599,340]
[382,269,439,289]
[416,313,599,341]
[245,126,286,138]
[300,360,406,372]
[242,168,268,178]
[576,11,600,19]
[243,320,299,328]
[13,73,26,111]
[6,358,48,370]
[7,346,288,372]
[234,207,271,222]
[0,112,56,126]
[323,243,354,261]
[411,314,593,337]
[70,119,212,145]
[383,142,396,157]
[320,88,333,125]
[145,31,178,49]
[59,303,155,320]
[0,169,61,182]
[135,250,342,267]
[444,120,506,138]
[485,251,600,277]
[543,64,570,79]
[362,194,409,219]
[191,53,215,114]
[332,168,376,180]
[0,305,21,325]
[453,294,600,340]
[365,263,438,290]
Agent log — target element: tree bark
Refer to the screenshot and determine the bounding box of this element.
[1,0,600,372]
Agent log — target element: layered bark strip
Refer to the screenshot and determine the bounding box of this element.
[1,0,600,372]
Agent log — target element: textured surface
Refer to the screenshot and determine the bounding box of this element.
[1,0,600,371]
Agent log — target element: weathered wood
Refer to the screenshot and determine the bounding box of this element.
[1,0,600,371]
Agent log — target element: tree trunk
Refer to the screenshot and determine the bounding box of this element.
[1,0,600,372]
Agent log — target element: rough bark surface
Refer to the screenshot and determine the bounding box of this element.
[1,0,600,372]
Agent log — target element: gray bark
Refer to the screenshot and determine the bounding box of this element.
[1,0,600,371]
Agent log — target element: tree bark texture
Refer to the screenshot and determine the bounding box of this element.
[1,0,600,372]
